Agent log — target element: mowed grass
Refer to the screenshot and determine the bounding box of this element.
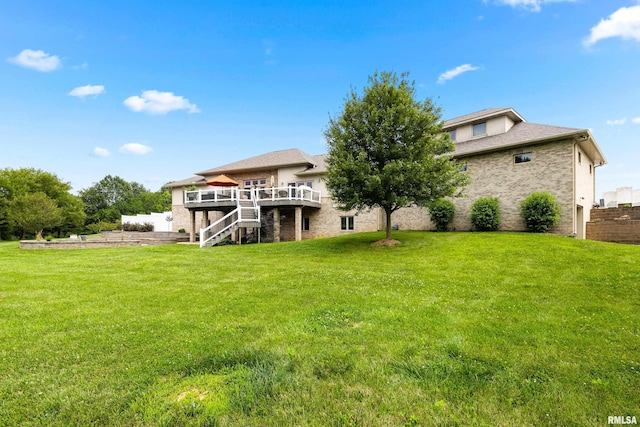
[0,232,638,426]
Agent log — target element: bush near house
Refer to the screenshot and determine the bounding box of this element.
[521,191,560,233]
[429,199,456,231]
[471,196,500,231]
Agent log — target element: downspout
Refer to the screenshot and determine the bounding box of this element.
[573,141,578,238]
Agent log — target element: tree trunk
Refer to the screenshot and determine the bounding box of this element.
[385,207,393,240]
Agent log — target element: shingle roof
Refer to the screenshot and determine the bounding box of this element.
[296,154,328,176]
[196,148,318,176]
[453,122,584,157]
[164,175,206,188]
[444,107,524,128]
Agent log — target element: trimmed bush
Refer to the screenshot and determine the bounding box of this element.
[122,222,154,232]
[520,191,560,232]
[471,197,500,231]
[429,199,456,232]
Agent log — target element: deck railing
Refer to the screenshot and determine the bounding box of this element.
[185,186,321,205]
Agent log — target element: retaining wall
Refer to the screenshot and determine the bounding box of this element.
[586,206,640,244]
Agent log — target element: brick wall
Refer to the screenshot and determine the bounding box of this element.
[451,140,575,235]
[587,206,640,244]
[590,206,640,221]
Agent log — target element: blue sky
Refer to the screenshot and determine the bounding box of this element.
[2,0,639,196]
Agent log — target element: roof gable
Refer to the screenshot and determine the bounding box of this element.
[444,108,525,129]
[196,148,318,176]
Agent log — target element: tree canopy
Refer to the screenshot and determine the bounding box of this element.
[324,71,469,240]
[79,175,171,224]
[8,192,63,240]
[0,168,85,239]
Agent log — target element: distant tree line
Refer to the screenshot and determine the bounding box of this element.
[0,168,171,240]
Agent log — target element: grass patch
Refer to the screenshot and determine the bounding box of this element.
[0,232,638,425]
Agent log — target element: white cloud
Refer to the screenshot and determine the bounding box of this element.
[484,0,576,12]
[123,90,200,115]
[119,143,153,155]
[69,85,105,98]
[632,117,640,124]
[7,49,61,72]
[584,5,640,46]
[606,118,627,126]
[93,147,111,157]
[437,64,480,84]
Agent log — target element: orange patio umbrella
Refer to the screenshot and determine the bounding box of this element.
[205,174,239,187]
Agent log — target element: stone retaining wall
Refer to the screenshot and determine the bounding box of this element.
[20,240,141,250]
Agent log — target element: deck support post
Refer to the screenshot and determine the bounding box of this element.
[273,208,281,243]
[202,210,209,228]
[295,207,302,241]
[189,210,196,243]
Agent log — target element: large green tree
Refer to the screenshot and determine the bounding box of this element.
[324,71,469,240]
[79,175,171,224]
[8,192,63,240]
[0,168,85,239]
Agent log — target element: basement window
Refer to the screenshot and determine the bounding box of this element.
[302,217,310,231]
[514,153,532,164]
[341,216,354,231]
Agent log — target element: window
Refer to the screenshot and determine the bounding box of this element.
[449,130,456,141]
[514,153,532,164]
[341,216,354,231]
[460,163,468,172]
[473,122,487,136]
[244,178,267,187]
[578,151,582,164]
[302,217,310,231]
[589,164,592,175]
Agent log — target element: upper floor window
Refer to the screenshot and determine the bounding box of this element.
[578,151,582,164]
[473,122,487,137]
[514,153,532,164]
[449,130,456,141]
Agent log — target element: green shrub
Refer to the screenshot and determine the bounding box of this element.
[429,199,456,232]
[471,197,500,231]
[520,192,560,232]
[86,221,120,234]
[122,222,154,232]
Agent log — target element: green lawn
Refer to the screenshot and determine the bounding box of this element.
[1,232,638,426]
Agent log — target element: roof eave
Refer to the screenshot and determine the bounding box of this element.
[454,129,606,164]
